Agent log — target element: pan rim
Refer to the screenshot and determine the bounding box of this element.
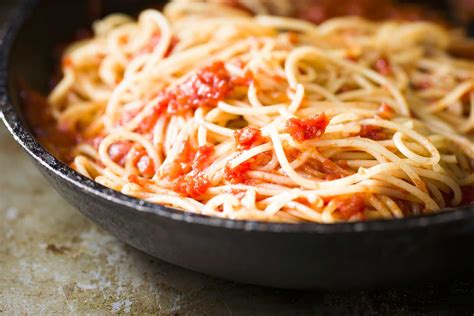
[1,0,473,234]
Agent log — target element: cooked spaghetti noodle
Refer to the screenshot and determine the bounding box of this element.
[41,1,474,223]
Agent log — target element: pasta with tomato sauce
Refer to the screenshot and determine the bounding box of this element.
[29,0,474,223]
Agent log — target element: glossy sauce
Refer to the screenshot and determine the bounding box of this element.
[171,143,215,198]
[359,125,387,140]
[21,86,77,162]
[374,58,392,76]
[109,142,133,165]
[131,149,155,178]
[286,113,330,143]
[333,194,366,220]
[376,103,395,120]
[234,126,264,150]
[299,0,443,25]
[137,62,252,133]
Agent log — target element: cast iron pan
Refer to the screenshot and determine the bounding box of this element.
[1,0,474,290]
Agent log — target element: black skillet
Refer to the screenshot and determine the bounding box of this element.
[1,0,474,290]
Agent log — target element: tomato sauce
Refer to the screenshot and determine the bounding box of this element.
[166,61,240,114]
[412,80,433,90]
[321,159,348,180]
[462,186,474,205]
[360,125,387,140]
[332,194,366,220]
[374,58,392,76]
[234,126,264,150]
[135,107,161,134]
[21,85,77,162]
[376,103,395,120]
[130,148,155,178]
[225,162,252,184]
[228,188,247,199]
[137,155,155,178]
[302,157,349,181]
[224,151,272,184]
[166,140,196,180]
[286,113,330,143]
[137,62,252,133]
[108,142,132,165]
[127,173,155,187]
[173,171,211,199]
[134,33,179,58]
[190,144,214,170]
[168,142,215,198]
[394,199,412,216]
[299,0,443,25]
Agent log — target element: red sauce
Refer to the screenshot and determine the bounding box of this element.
[173,171,211,199]
[333,194,366,220]
[225,162,251,184]
[461,90,474,105]
[166,140,197,180]
[413,80,432,90]
[287,32,299,45]
[137,62,252,133]
[130,148,155,178]
[21,85,77,162]
[229,188,247,199]
[192,144,215,171]
[299,0,442,25]
[302,157,349,181]
[286,113,330,143]
[119,35,129,45]
[224,166,246,185]
[462,186,474,204]
[135,34,179,58]
[142,33,161,54]
[135,108,161,134]
[166,36,180,57]
[376,103,395,120]
[108,142,132,165]
[234,126,264,150]
[62,57,74,69]
[90,136,104,150]
[232,70,254,87]
[360,125,387,140]
[345,52,360,62]
[394,199,412,216]
[166,61,238,114]
[374,58,392,76]
[337,83,359,94]
[137,155,155,178]
[321,159,347,180]
[169,143,215,198]
[338,159,349,168]
[224,151,272,184]
[127,173,155,187]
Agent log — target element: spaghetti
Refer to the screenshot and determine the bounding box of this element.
[41,1,474,223]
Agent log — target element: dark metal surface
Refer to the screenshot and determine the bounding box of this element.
[1,0,474,290]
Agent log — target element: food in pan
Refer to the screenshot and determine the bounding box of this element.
[26,0,473,223]
[201,0,444,23]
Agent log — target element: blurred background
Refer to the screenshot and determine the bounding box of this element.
[77,0,474,25]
